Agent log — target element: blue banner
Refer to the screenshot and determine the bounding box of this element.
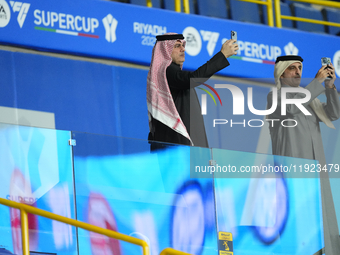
[1,0,340,80]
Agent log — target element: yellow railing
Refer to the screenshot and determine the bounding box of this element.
[231,0,340,29]
[0,198,149,255]
[146,0,190,13]
[274,0,340,28]
[160,248,192,255]
[178,0,190,14]
[0,198,192,255]
[146,0,340,30]
[239,0,274,27]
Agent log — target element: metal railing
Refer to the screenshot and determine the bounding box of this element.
[146,0,190,13]
[160,248,191,255]
[145,0,340,31]
[178,0,190,14]
[239,0,275,27]
[147,0,274,25]
[274,0,340,28]
[0,198,149,255]
[0,198,191,255]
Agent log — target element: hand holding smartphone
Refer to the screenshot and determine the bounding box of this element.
[221,30,238,57]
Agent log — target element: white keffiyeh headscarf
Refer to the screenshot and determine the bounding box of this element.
[146,33,193,143]
[274,56,335,129]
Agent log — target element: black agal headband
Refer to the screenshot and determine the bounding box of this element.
[156,34,184,41]
[275,55,304,64]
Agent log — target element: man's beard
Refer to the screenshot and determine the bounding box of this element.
[282,77,301,87]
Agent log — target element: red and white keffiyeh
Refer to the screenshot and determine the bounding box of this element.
[146,33,193,143]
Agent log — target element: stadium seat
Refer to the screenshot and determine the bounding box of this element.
[196,0,229,19]
[163,0,196,14]
[130,0,161,9]
[281,0,310,7]
[291,3,325,33]
[229,0,262,24]
[263,2,293,28]
[322,8,340,35]
[280,2,294,28]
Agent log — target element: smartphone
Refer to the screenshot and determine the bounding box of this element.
[231,30,237,42]
[321,57,332,79]
[321,57,331,66]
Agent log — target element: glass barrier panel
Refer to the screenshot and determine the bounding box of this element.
[0,123,77,255]
[71,131,217,255]
[212,148,324,255]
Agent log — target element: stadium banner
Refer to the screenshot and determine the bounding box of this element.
[0,0,340,80]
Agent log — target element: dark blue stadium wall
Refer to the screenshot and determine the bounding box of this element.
[1,50,150,143]
[0,49,277,155]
